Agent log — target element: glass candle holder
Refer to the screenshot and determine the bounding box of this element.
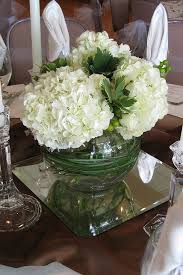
[170,141,183,174]
[169,141,183,205]
[0,106,41,231]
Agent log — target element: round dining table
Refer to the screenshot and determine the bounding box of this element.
[0,118,179,275]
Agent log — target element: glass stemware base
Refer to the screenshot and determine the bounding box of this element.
[141,225,162,274]
[0,192,41,232]
[143,214,166,237]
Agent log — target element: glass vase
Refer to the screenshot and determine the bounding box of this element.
[44,131,140,236]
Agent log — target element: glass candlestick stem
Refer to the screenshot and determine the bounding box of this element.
[169,141,183,206]
[0,106,41,232]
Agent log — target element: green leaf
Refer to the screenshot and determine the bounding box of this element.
[101,79,112,103]
[112,95,136,116]
[101,76,136,120]
[119,97,136,108]
[113,106,122,118]
[40,58,67,74]
[55,58,67,67]
[115,77,125,90]
[123,89,130,96]
[155,59,172,78]
[116,104,131,114]
[86,48,120,77]
[114,77,126,99]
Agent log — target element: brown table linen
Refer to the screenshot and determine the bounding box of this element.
[0,121,178,275]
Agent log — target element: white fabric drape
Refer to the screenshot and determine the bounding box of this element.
[146,3,168,65]
[42,0,70,61]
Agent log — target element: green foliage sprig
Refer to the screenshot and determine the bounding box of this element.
[40,58,68,74]
[155,60,172,78]
[33,58,68,81]
[101,77,136,131]
[86,48,120,78]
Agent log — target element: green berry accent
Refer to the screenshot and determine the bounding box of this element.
[107,124,114,132]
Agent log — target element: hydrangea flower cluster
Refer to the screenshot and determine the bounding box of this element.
[22,31,168,150]
[70,31,131,68]
[114,56,168,139]
[22,67,113,150]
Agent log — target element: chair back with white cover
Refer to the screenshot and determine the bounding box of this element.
[113,0,157,57]
[166,20,183,85]
[0,0,12,40]
[117,20,148,57]
[0,0,26,40]
[90,0,103,31]
[110,0,129,32]
[131,0,158,24]
[7,18,86,84]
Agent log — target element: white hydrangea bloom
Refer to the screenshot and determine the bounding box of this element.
[114,56,168,139]
[23,31,168,147]
[70,31,131,68]
[22,67,113,150]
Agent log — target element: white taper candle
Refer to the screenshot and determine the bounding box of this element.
[29,0,42,73]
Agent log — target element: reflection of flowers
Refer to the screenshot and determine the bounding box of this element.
[22,31,168,150]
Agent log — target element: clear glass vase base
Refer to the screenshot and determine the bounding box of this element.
[0,194,42,232]
[47,179,136,236]
[43,132,140,236]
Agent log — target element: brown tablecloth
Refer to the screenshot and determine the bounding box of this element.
[0,176,168,275]
[0,121,179,275]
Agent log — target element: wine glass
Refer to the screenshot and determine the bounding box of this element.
[0,49,13,105]
[0,49,12,89]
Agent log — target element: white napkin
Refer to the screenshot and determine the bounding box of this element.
[146,3,168,65]
[0,262,81,275]
[0,34,6,70]
[42,0,70,61]
[147,191,183,275]
[137,152,162,183]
